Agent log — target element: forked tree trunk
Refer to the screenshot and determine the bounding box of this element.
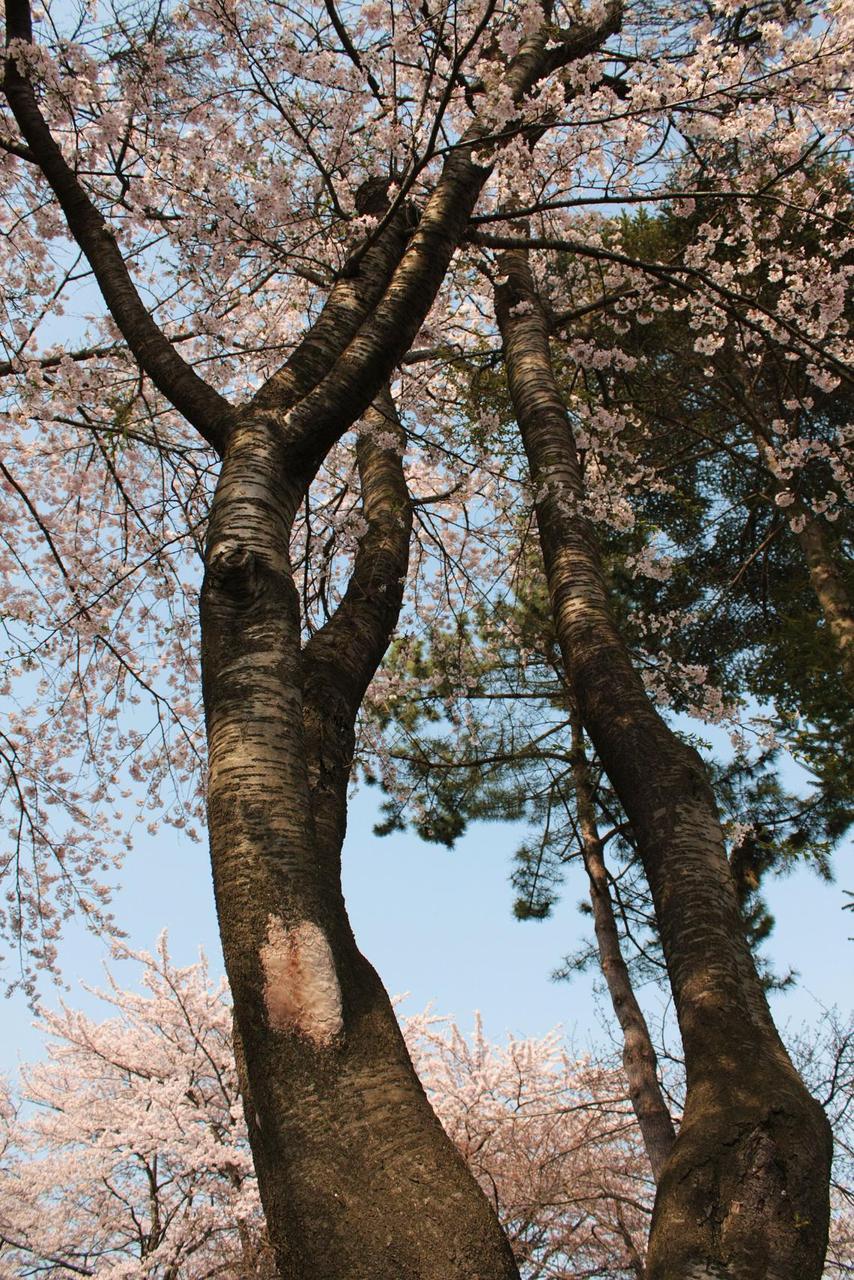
[5,4,623,1271]
[202,394,521,1280]
[495,248,832,1280]
[193,20,621,1273]
[569,709,676,1182]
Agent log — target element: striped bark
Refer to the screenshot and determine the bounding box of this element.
[495,247,832,1280]
[202,392,521,1279]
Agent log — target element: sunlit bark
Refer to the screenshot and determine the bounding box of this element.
[203,391,521,1279]
[495,246,832,1280]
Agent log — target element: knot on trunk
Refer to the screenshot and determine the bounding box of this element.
[208,542,259,602]
[355,175,394,214]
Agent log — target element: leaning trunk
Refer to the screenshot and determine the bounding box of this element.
[569,709,676,1183]
[201,399,520,1280]
[495,248,832,1280]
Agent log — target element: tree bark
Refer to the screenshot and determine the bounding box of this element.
[495,248,833,1280]
[751,430,854,697]
[6,3,623,1269]
[202,391,521,1280]
[569,708,677,1183]
[193,79,506,1272]
[195,18,620,1268]
[794,510,854,694]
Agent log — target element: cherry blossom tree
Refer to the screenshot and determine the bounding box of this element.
[405,1010,653,1279]
[367,195,852,1194]
[0,937,274,1279]
[470,235,829,1274]
[1,0,852,1273]
[0,1,629,1271]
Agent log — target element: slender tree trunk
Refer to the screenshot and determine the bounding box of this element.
[202,394,520,1280]
[495,248,832,1280]
[752,432,854,695]
[790,509,854,695]
[569,708,676,1182]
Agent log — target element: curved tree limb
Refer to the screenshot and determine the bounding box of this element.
[3,0,233,454]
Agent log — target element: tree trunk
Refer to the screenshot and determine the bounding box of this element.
[193,19,621,1271]
[752,432,854,696]
[569,709,676,1183]
[791,510,854,695]
[202,394,521,1280]
[495,248,832,1280]
[6,5,623,1270]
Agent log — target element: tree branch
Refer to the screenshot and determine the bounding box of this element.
[270,6,623,477]
[251,203,419,416]
[302,385,412,719]
[0,128,34,160]
[323,0,383,101]
[0,1235,95,1276]
[3,0,232,454]
[470,228,854,385]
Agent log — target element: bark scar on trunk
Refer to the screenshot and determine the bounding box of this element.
[260,915,344,1046]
